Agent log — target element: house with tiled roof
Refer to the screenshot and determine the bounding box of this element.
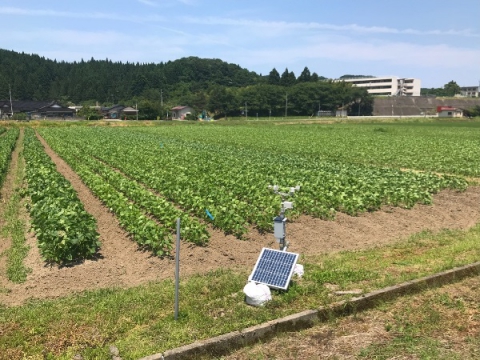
[0,100,74,119]
[102,105,138,119]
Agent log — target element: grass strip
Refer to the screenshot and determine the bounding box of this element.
[222,275,480,359]
[356,276,480,360]
[0,224,479,359]
[3,134,30,283]
[0,128,19,189]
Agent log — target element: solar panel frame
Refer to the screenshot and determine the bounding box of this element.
[249,248,299,290]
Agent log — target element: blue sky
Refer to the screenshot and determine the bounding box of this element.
[1,0,479,88]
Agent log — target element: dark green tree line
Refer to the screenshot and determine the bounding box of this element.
[207,81,372,118]
[0,48,373,118]
[421,80,462,97]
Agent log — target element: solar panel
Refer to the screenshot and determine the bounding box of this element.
[249,248,299,290]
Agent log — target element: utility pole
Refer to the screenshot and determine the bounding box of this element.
[285,93,288,118]
[160,89,163,107]
[245,102,248,120]
[9,84,13,117]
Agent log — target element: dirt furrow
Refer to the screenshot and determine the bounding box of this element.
[0,129,24,289]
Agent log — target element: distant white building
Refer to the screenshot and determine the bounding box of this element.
[171,106,193,120]
[460,85,479,97]
[339,76,421,96]
[437,106,463,118]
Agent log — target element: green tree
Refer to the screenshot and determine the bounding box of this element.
[463,105,480,117]
[443,80,461,97]
[280,68,296,86]
[78,105,102,120]
[207,85,236,119]
[140,88,162,102]
[267,68,281,85]
[347,87,373,116]
[421,87,444,96]
[236,84,295,117]
[191,91,208,113]
[137,99,160,120]
[297,67,311,82]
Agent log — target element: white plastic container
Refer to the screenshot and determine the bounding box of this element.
[243,282,272,306]
[293,263,304,278]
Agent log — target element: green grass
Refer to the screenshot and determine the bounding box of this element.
[357,284,480,360]
[1,224,479,359]
[1,134,30,284]
[216,274,480,360]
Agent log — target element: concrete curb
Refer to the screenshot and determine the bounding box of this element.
[139,261,480,360]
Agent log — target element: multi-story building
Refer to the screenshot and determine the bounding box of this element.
[460,85,479,97]
[339,76,421,96]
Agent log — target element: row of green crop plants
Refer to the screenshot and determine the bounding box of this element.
[39,127,468,242]
[0,128,19,188]
[134,122,480,176]
[38,131,210,256]
[23,129,100,263]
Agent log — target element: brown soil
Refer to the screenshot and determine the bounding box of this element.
[0,130,23,290]
[0,134,479,306]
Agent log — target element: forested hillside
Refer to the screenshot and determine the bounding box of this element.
[0,49,372,118]
[0,49,260,102]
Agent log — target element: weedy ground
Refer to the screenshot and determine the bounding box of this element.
[0,225,479,359]
[217,275,480,360]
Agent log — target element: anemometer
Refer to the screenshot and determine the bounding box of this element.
[268,185,300,251]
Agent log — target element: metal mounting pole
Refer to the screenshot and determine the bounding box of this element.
[270,185,300,251]
[174,218,180,320]
[9,84,13,117]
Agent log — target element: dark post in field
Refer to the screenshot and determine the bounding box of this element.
[175,218,180,320]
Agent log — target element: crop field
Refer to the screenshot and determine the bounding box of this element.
[35,122,475,258]
[0,120,479,359]
[0,120,477,272]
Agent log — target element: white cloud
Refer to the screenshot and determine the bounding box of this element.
[1,26,226,63]
[0,6,165,23]
[137,0,195,7]
[137,0,159,7]
[228,38,480,76]
[176,0,196,5]
[181,16,480,38]
[1,5,478,87]
[4,21,479,72]
[6,6,476,39]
